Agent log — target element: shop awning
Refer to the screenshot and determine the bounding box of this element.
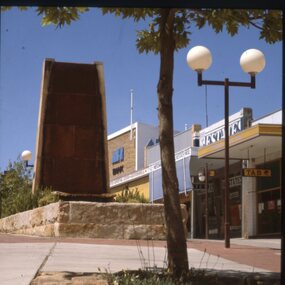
[198,124,282,160]
[189,156,226,175]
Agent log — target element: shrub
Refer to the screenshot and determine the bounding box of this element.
[0,159,34,217]
[115,188,148,203]
[36,187,59,207]
[107,270,186,285]
[0,158,59,218]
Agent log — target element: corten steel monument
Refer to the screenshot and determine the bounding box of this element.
[32,59,111,201]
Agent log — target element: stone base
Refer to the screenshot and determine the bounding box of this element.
[0,201,188,240]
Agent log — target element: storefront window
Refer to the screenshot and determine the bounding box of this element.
[257,160,280,191]
[257,159,281,235]
[229,184,242,237]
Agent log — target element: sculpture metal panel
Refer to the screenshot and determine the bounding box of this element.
[32,59,110,200]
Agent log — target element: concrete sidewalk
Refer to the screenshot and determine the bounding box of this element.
[0,235,281,285]
[190,237,281,249]
[0,243,53,285]
[231,238,281,249]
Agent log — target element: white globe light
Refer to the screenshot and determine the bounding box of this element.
[198,172,206,182]
[240,49,265,74]
[21,150,32,161]
[186,46,212,72]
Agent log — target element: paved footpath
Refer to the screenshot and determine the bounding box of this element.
[0,234,281,285]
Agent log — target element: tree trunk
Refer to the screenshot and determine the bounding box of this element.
[157,8,189,276]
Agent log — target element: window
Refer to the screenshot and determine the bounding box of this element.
[257,160,280,191]
[112,147,124,164]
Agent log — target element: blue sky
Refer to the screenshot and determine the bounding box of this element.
[0,8,282,170]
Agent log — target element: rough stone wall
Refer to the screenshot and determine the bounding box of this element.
[0,202,188,240]
[0,202,60,237]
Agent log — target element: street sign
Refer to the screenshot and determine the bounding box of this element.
[242,168,272,177]
[208,170,216,177]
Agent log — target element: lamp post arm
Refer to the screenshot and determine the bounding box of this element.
[197,72,256,89]
[25,161,34,168]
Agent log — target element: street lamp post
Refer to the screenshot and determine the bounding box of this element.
[21,150,34,168]
[187,46,265,248]
[198,164,209,239]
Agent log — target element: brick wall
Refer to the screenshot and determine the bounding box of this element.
[108,130,136,181]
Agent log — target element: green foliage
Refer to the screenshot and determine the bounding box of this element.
[1,6,89,28]
[106,270,175,285]
[1,186,38,218]
[192,9,282,44]
[115,188,148,203]
[105,268,214,285]
[36,187,60,207]
[0,159,59,218]
[101,8,282,54]
[0,158,33,217]
[2,7,281,49]
[36,7,89,27]
[101,8,157,22]
[1,6,28,12]
[135,10,191,54]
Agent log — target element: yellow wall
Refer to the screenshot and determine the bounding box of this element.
[110,176,149,201]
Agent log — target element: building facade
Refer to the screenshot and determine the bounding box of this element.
[146,124,199,202]
[107,108,282,239]
[108,122,159,200]
[197,109,281,238]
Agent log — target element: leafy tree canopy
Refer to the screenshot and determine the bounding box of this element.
[0,158,59,218]
[0,158,33,217]
[102,8,282,53]
[2,7,282,50]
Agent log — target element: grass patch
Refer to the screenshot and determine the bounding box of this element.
[104,269,217,285]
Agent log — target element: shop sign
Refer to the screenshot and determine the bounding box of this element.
[148,146,194,172]
[221,176,242,189]
[229,191,240,199]
[201,119,242,146]
[242,168,272,177]
[209,228,218,234]
[110,167,150,187]
[193,183,214,192]
[208,170,216,177]
[113,165,124,175]
[229,175,242,188]
[230,225,241,231]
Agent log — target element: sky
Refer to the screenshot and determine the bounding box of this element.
[0,8,282,171]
